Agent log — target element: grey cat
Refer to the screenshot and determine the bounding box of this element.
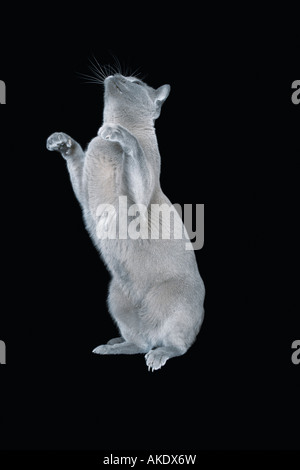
[46,71,205,371]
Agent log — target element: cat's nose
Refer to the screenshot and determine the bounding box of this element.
[104,75,123,84]
[114,74,126,82]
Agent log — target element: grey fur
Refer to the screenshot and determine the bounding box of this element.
[46,72,205,371]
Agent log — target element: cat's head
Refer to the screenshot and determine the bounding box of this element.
[103,74,170,128]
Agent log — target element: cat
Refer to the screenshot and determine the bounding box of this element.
[46,71,205,371]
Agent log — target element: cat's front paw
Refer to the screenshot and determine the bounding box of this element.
[98,123,124,143]
[46,132,73,156]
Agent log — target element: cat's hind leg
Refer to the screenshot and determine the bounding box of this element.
[92,342,146,355]
[93,279,150,356]
[106,337,125,345]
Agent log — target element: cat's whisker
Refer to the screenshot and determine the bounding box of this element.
[130,65,142,78]
[79,57,146,85]
[125,64,132,77]
[91,54,104,73]
[88,64,105,82]
[88,56,108,83]
[136,71,147,81]
[76,71,98,80]
[111,54,123,75]
[76,71,103,84]
[104,63,115,77]
[106,61,118,76]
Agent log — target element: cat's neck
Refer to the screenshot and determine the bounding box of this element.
[103,114,156,136]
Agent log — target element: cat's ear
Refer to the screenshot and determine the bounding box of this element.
[153,84,171,119]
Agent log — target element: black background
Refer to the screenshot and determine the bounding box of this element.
[0,6,299,455]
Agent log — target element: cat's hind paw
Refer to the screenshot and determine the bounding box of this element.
[92,344,112,355]
[145,349,169,372]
